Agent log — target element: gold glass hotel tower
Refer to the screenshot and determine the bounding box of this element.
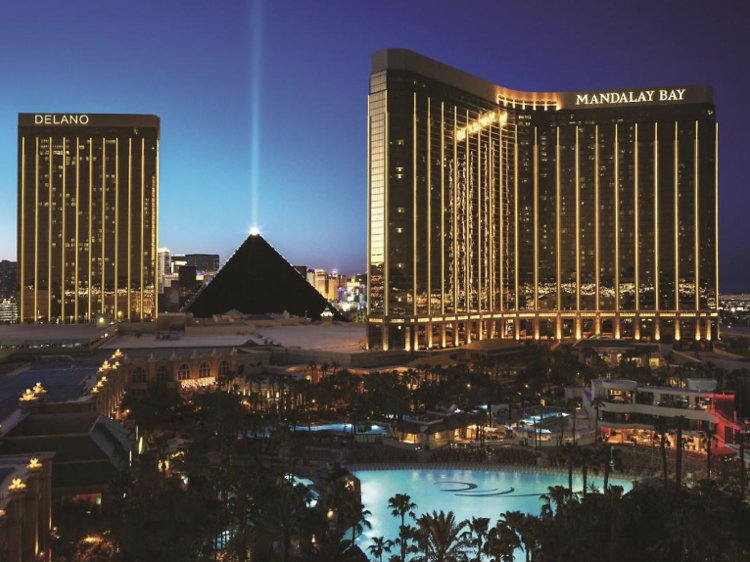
[17,113,160,324]
[366,50,718,350]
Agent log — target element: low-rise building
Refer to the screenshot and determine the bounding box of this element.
[584,378,741,451]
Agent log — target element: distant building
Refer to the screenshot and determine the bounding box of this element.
[184,234,343,320]
[0,260,17,300]
[18,113,160,324]
[184,254,220,273]
[157,247,171,294]
[0,299,18,324]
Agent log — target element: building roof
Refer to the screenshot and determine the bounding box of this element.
[0,364,97,422]
[184,234,344,321]
[0,413,132,494]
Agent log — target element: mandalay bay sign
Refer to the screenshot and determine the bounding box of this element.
[573,88,687,106]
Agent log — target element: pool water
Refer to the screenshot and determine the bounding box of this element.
[294,422,390,435]
[355,468,632,552]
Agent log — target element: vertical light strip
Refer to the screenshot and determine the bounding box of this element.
[140,138,145,319]
[74,139,80,322]
[441,102,445,316]
[594,125,600,311]
[499,123,504,312]
[154,138,160,320]
[61,137,66,323]
[34,138,39,323]
[127,138,132,320]
[514,125,519,311]
[413,91,417,317]
[114,139,119,321]
[694,120,699,311]
[478,127,482,312]
[20,137,26,322]
[575,125,584,311]
[489,126,494,313]
[465,109,470,313]
[533,127,539,310]
[614,124,619,313]
[384,95,389,317]
[88,138,93,320]
[427,97,431,317]
[48,136,53,321]
[634,124,640,312]
[714,122,719,318]
[366,96,371,317]
[101,139,106,314]
[674,122,679,312]
[654,123,660,312]
[453,106,458,312]
[556,127,562,312]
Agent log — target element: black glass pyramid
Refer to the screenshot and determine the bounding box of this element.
[184,234,344,320]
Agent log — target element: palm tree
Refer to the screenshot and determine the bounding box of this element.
[653,418,671,486]
[461,517,490,562]
[701,426,718,481]
[413,510,468,562]
[557,442,579,492]
[578,447,595,497]
[499,511,533,562]
[673,415,687,487]
[486,518,521,562]
[590,395,606,443]
[367,536,393,562]
[388,493,417,562]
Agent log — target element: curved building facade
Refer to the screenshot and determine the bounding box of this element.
[366,49,718,350]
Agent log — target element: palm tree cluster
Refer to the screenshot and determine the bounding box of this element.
[369,482,750,562]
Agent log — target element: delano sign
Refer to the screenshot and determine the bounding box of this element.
[33,114,90,125]
[574,89,687,106]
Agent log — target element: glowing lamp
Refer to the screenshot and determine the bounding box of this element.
[8,478,26,491]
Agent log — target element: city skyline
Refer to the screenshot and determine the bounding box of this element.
[1,1,749,292]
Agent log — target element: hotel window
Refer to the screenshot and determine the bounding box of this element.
[132,367,147,384]
[219,360,230,377]
[178,364,190,380]
[156,365,170,383]
[199,362,210,378]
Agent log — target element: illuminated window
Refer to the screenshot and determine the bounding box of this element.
[199,362,210,378]
[178,364,190,380]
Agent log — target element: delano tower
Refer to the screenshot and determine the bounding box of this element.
[366,49,718,350]
[18,113,160,324]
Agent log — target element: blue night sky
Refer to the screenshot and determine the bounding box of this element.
[1,0,749,291]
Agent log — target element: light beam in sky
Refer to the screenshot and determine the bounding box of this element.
[249,0,264,229]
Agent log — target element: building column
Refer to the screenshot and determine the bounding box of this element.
[594,315,601,336]
[695,317,701,341]
[705,317,712,341]
[674,318,681,342]
[614,315,621,339]
[633,317,641,341]
[427,323,433,349]
[440,323,446,348]
[513,317,520,340]
[404,326,412,352]
[381,322,389,351]
[454,323,460,347]
[575,316,582,340]
[533,316,540,340]
[654,317,661,341]
[6,489,24,562]
[23,470,41,562]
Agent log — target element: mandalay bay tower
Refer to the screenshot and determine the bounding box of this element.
[366,49,719,350]
[18,114,159,324]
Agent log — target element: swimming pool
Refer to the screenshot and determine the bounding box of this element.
[355,467,632,553]
[294,422,390,435]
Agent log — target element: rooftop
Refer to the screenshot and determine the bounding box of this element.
[0,364,97,422]
[247,323,366,353]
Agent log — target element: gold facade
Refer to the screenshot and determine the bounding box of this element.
[366,50,718,350]
[17,114,159,324]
